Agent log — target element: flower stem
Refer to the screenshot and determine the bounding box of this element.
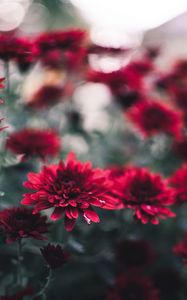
[4,61,10,103]
[34,267,52,299]
[17,239,23,287]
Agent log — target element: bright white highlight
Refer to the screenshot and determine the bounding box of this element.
[71,0,187,32]
[71,0,187,47]
[0,0,31,31]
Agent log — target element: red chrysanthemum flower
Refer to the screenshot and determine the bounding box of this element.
[106,274,159,300]
[21,153,118,231]
[113,167,175,224]
[88,67,143,94]
[40,48,86,71]
[35,29,86,53]
[169,164,187,204]
[6,128,61,160]
[0,34,36,67]
[35,29,87,71]
[88,68,144,109]
[173,232,187,266]
[0,34,19,60]
[127,100,182,138]
[0,207,49,244]
[116,238,156,269]
[14,37,37,72]
[40,243,70,269]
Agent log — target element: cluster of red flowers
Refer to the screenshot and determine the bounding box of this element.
[105,234,184,300]
[18,153,177,232]
[0,29,88,74]
[3,27,187,299]
[0,34,36,72]
[173,232,187,266]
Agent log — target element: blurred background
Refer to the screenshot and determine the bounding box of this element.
[1,0,187,61]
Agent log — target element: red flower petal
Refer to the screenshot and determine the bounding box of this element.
[83,209,100,223]
[65,217,76,231]
[51,207,63,221]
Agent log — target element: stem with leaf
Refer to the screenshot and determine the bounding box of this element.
[17,239,24,287]
[34,267,52,299]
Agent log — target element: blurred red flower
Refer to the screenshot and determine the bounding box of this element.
[0,287,40,300]
[35,29,86,53]
[173,59,187,77]
[0,34,36,70]
[35,29,87,71]
[40,48,86,71]
[116,238,156,269]
[173,232,187,266]
[127,100,182,138]
[106,273,159,300]
[169,164,187,204]
[88,67,144,109]
[0,207,49,244]
[113,167,175,224]
[126,60,154,75]
[0,77,5,89]
[6,128,61,160]
[172,87,187,110]
[22,153,118,231]
[40,243,70,269]
[88,67,143,93]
